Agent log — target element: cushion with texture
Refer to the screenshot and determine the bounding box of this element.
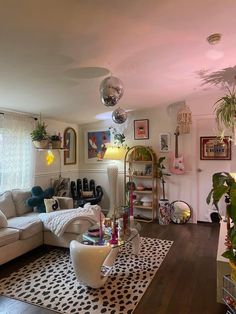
[0,191,16,218]
[0,210,8,228]
[44,197,60,213]
[12,190,32,216]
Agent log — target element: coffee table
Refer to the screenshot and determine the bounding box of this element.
[70,228,140,288]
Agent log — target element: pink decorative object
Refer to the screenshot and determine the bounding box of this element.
[109,216,118,244]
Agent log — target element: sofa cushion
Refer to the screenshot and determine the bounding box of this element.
[0,210,8,228]
[0,191,16,218]
[0,228,19,247]
[7,215,43,240]
[12,189,33,216]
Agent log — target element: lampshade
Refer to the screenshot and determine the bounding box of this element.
[103,146,126,160]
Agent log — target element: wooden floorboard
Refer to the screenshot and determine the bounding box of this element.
[0,223,227,314]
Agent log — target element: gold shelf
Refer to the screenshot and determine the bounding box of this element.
[126,160,153,164]
[126,175,153,179]
[134,205,153,210]
[133,190,152,194]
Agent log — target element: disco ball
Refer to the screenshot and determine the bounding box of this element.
[112,107,127,124]
[100,76,124,107]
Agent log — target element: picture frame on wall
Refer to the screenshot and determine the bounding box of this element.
[64,127,77,165]
[85,129,111,163]
[159,133,171,152]
[134,119,149,140]
[200,136,231,160]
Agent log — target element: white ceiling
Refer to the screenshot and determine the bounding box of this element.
[0,0,236,124]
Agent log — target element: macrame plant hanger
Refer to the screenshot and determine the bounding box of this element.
[177,104,192,134]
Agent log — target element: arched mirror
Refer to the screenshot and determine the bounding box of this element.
[64,127,77,165]
[170,200,191,224]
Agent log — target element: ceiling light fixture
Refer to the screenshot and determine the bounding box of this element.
[206,33,224,60]
[207,33,222,45]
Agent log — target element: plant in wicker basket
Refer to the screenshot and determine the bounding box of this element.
[30,119,49,149]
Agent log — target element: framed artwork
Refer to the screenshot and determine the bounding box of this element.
[85,129,111,163]
[134,119,149,140]
[200,136,231,160]
[159,133,171,152]
[64,127,77,165]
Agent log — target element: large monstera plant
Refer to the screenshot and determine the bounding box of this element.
[207,172,236,263]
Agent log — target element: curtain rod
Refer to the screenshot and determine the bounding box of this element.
[0,109,38,120]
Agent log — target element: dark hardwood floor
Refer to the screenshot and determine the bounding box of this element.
[0,223,227,314]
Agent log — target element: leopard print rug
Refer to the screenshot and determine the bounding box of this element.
[0,237,173,314]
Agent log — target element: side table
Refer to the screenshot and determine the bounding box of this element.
[70,228,140,288]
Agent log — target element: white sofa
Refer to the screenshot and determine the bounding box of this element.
[0,190,92,265]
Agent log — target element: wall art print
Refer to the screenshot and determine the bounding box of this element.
[85,130,111,163]
[64,127,77,165]
[159,133,171,152]
[134,119,149,140]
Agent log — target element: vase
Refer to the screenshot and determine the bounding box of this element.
[158,199,172,225]
[229,261,236,281]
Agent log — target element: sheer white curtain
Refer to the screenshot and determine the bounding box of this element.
[0,114,34,193]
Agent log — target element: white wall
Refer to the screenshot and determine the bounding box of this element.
[78,90,236,223]
[34,118,79,188]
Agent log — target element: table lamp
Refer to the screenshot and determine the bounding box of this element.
[103,145,126,218]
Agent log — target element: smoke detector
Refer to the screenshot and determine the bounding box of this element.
[207,33,222,45]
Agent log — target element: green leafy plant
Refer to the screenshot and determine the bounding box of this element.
[214,86,236,136]
[30,121,48,141]
[207,172,236,263]
[157,156,170,200]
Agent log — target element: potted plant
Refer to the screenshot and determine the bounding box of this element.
[157,157,172,225]
[30,120,49,149]
[214,86,236,142]
[207,172,236,280]
[50,134,62,149]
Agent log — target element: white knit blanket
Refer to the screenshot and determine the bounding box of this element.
[38,204,102,237]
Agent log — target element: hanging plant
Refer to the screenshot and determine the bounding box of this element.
[214,86,236,140]
[30,115,49,149]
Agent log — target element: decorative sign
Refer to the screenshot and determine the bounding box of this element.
[200,136,231,160]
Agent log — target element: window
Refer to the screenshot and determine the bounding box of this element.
[0,114,34,193]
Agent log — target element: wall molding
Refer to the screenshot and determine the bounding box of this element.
[35,169,79,177]
[78,168,125,175]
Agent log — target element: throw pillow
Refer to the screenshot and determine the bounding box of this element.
[0,210,8,228]
[81,191,93,198]
[26,186,54,213]
[0,191,17,218]
[44,197,60,213]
